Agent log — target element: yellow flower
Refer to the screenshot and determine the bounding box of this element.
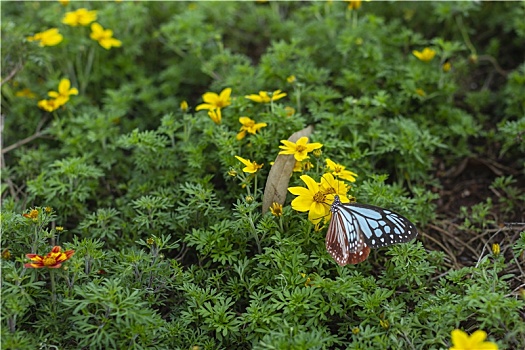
[15,88,37,99]
[284,106,295,117]
[24,246,75,269]
[288,175,331,224]
[47,78,79,106]
[228,169,237,177]
[56,226,64,232]
[492,243,500,256]
[236,117,267,140]
[90,23,122,50]
[443,61,452,72]
[207,108,222,124]
[293,160,314,173]
[62,8,97,26]
[449,329,498,350]
[180,100,189,112]
[325,159,358,182]
[58,0,70,5]
[245,90,287,103]
[235,156,263,173]
[345,0,362,10]
[270,202,283,217]
[415,88,426,97]
[37,79,78,112]
[23,209,39,219]
[300,273,313,287]
[279,136,323,161]
[1,249,11,260]
[412,47,436,62]
[37,99,61,112]
[318,173,350,203]
[27,28,63,47]
[195,88,232,111]
[286,75,296,84]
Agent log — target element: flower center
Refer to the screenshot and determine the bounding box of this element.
[313,191,326,203]
[43,256,57,266]
[323,188,336,195]
[334,166,342,173]
[296,145,307,152]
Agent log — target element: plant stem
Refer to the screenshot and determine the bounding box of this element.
[50,269,57,305]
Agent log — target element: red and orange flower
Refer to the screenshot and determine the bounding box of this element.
[24,246,75,269]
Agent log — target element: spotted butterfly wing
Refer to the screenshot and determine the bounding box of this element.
[326,195,418,266]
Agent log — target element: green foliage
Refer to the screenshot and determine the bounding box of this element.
[2,1,524,349]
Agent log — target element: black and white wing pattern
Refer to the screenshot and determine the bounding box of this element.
[326,195,418,266]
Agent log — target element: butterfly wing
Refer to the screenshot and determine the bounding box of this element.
[339,203,418,248]
[326,204,371,266]
[325,196,417,266]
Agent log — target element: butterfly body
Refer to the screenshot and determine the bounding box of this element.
[326,195,418,266]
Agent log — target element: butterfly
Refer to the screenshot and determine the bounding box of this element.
[326,195,418,266]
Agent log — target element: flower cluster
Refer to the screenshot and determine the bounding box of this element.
[194,87,286,142]
[286,157,357,224]
[28,8,121,50]
[61,8,121,49]
[288,173,351,224]
[28,6,122,112]
[38,78,78,112]
[27,8,118,50]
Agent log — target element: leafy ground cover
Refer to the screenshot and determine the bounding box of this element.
[1,1,524,349]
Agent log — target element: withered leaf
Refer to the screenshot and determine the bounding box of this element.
[262,125,314,214]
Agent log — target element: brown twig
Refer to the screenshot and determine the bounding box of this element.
[2,115,50,155]
[1,61,23,86]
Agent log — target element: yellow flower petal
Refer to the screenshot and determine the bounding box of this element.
[288,186,313,197]
[299,174,319,194]
[290,196,313,212]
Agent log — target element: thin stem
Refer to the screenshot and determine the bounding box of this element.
[293,84,303,114]
[248,211,261,254]
[455,15,476,55]
[81,47,95,94]
[50,269,57,305]
[254,175,258,199]
[32,225,39,254]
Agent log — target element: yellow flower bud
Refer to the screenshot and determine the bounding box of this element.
[492,243,500,256]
